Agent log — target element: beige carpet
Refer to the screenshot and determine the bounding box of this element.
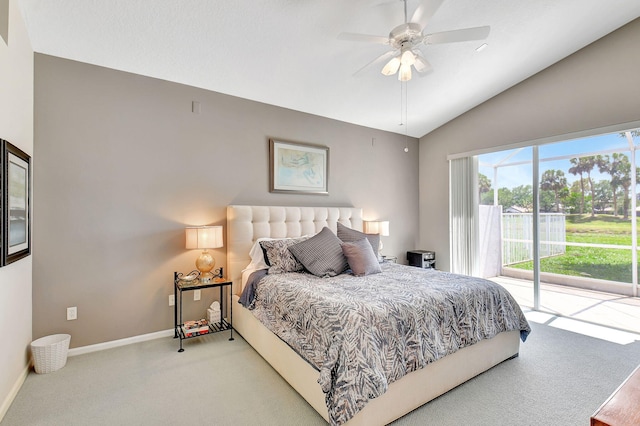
[3,314,640,426]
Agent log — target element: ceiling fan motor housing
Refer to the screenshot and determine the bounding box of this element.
[389,22,422,49]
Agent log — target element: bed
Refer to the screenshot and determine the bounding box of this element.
[227,205,530,425]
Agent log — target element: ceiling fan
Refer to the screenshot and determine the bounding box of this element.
[338,0,490,81]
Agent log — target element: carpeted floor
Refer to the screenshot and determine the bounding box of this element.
[3,313,640,426]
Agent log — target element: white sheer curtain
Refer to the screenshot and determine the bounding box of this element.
[449,156,479,276]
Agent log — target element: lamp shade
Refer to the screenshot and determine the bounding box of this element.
[400,49,415,66]
[381,56,401,76]
[185,226,223,250]
[363,221,390,237]
[398,63,412,81]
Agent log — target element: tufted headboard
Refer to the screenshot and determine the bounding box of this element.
[226,205,363,295]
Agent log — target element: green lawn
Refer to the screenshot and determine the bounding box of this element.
[509,214,639,283]
[565,214,636,234]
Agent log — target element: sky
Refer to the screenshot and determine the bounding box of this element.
[478,129,640,190]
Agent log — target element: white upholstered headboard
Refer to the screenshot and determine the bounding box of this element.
[227,205,363,295]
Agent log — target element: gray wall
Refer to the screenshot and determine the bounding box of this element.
[419,18,640,272]
[0,0,33,419]
[33,54,419,348]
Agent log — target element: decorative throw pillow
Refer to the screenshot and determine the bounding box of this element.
[289,227,349,277]
[341,238,382,276]
[259,236,309,274]
[246,236,308,271]
[336,222,381,260]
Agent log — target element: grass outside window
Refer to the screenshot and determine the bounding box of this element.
[507,214,639,283]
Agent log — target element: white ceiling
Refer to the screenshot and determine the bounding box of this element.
[18,0,640,138]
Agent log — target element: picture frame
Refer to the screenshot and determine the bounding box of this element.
[269,139,329,195]
[0,0,8,46]
[2,139,31,265]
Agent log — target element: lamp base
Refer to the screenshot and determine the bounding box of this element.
[199,272,214,283]
[195,250,223,282]
[197,269,224,284]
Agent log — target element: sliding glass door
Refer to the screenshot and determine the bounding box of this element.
[474,127,640,314]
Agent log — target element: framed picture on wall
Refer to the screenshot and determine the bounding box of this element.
[0,0,8,46]
[2,139,31,265]
[269,139,329,195]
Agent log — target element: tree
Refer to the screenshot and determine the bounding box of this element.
[581,156,598,217]
[598,155,621,217]
[598,153,632,217]
[566,180,588,214]
[497,187,514,209]
[481,187,515,208]
[480,189,493,205]
[568,157,596,215]
[478,173,492,202]
[617,154,631,218]
[511,185,533,211]
[614,154,640,219]
[568,158,586,214]
[592,180,613,213]
[539,190,556,212]
[618,130,640,138]
[614,132,640,218]
[540,169,568,213]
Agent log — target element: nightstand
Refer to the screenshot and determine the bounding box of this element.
[174,272,234,352]
[381,255,397,263]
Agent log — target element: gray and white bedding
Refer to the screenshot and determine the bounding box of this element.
[240,263,530,425]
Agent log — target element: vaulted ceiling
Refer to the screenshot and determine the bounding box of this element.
[19,0,640,137]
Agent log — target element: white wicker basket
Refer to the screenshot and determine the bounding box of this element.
[31,334,71,374]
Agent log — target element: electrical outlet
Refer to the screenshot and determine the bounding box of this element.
[169,295,175,306]
[194,290,201,301]
[67,306,77,321]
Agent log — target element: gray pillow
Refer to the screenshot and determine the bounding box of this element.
[341,238,381,276]
[260,236,309,274]
[336,222,381,260]
[289,227,348,277]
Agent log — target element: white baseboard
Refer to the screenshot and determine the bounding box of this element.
[0,365,29,423]
[68,329,174,357]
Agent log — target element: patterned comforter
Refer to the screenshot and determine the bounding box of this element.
[243,263,531,425]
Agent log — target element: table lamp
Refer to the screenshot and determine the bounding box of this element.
[185,225,223,282]
[364,220,390,253]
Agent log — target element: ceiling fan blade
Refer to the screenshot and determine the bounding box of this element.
[337,32,390,45]
[410,0,445,29]
[413,52,433,73]
[423,26,490,44]
[353,50,397,77]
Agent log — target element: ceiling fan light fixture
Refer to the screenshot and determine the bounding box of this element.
[400,49,415,66]
[381,56,401,76]
[398,63,412,81]
[413,55,429,73]
[339,0,491,81]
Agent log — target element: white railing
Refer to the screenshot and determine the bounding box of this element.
[502,213,566,265]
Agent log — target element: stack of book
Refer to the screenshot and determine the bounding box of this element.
[182,319,209,337]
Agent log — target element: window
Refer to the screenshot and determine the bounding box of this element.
[474,127,640,307]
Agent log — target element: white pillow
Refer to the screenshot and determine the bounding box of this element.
[242,237,273,271]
